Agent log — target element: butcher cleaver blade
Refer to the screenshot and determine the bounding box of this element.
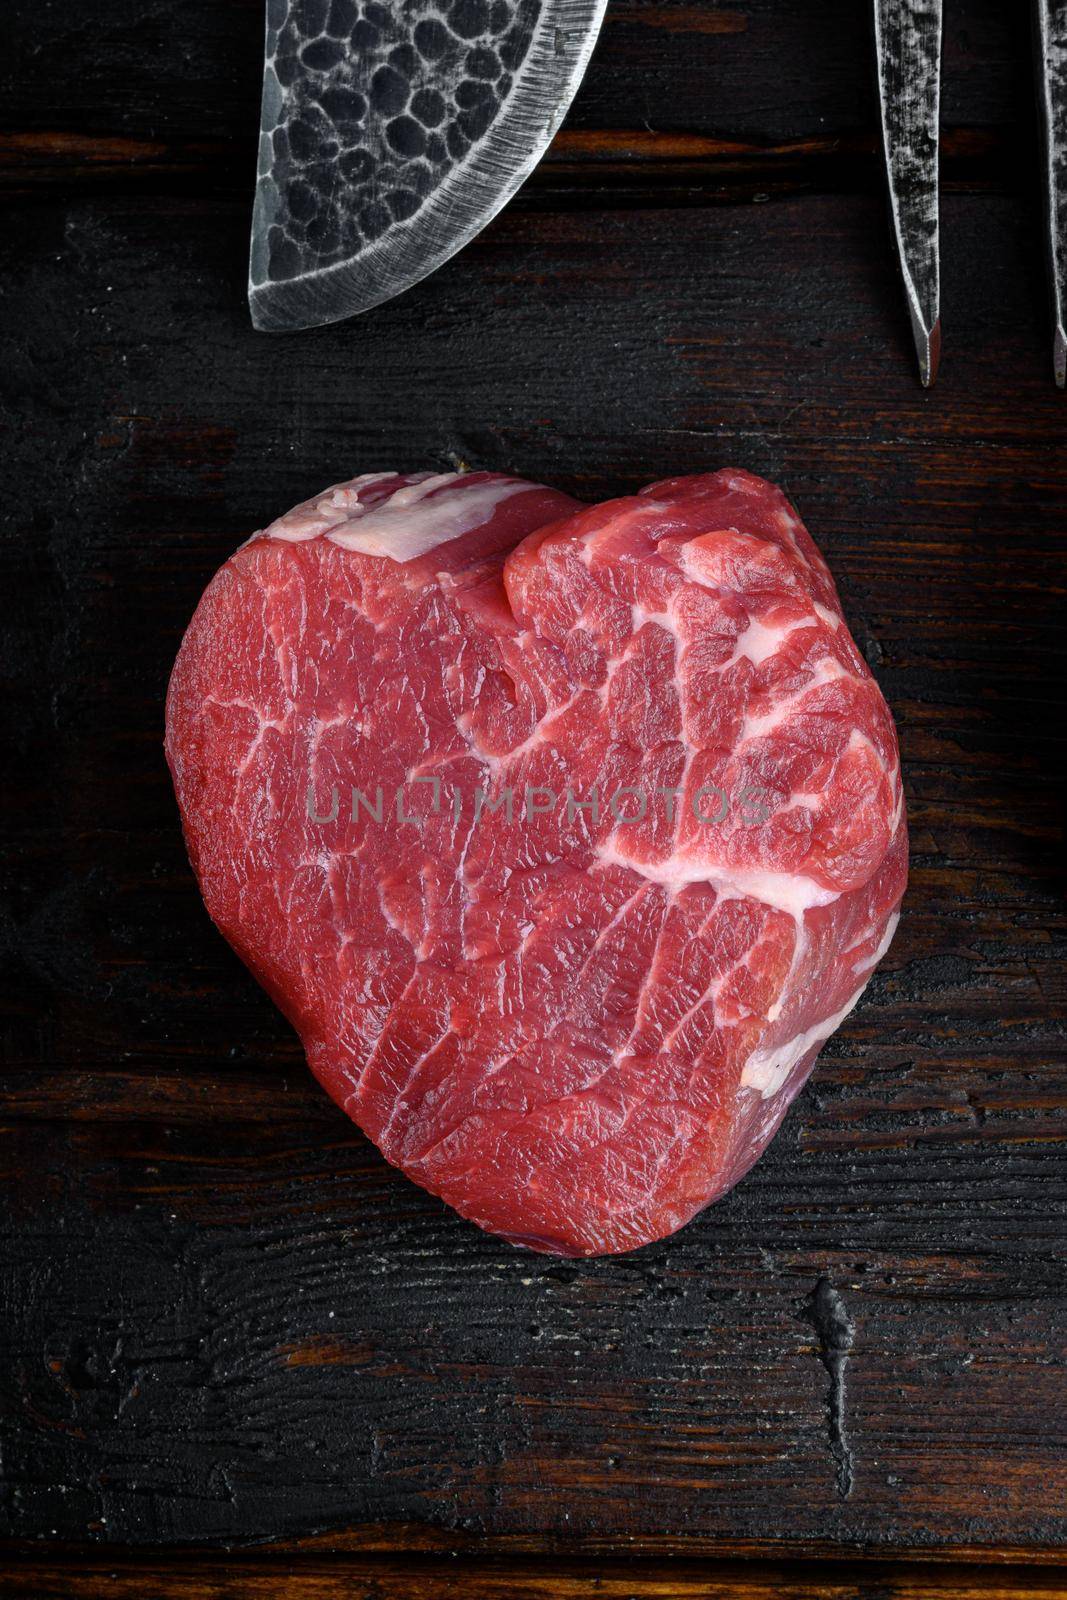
[249,0,608,331]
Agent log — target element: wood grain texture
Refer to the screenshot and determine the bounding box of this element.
[0,0,1031,195]
[0,0,1065,1570]
[1,182,1064,1553]
[2,1554,1067,1600]
[0,0,1027,143]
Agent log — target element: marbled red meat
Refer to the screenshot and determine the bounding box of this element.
[166,467,907,1255]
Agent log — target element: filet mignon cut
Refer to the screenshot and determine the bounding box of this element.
[166,467,907,1256]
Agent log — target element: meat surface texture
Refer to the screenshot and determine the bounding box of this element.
[166,467,907,1256]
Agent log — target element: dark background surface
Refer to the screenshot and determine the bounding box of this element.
[1,0,1066,1593]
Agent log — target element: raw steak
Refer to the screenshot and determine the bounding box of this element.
[166,467,907,1256]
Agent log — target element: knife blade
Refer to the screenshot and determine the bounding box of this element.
[874,0,943,386]
[249,0,607,332]
[1036,0,1067,388]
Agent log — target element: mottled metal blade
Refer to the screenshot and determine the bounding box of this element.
[1036,0,1067,387]
[249,0,607,331]
[874,0,943,386]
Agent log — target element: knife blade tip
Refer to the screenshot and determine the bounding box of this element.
[915,316,941,388]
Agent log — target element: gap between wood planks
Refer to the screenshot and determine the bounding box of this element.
[0,126,1011,204]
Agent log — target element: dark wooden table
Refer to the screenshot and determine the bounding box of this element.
[2,1,1066,1595]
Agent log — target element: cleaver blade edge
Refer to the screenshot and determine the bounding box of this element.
[249,0,608,332]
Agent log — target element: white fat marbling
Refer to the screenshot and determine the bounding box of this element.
[740,980,870,1099]
[597,840,841,920]
[262,473,410,543]
[727,612,817,668]
[850,910,900,976]
[261,473,530,563]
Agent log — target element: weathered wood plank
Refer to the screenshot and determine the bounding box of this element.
[2,1553,1067,1599]
[0,0,1021,141]
[0,113,1064,1564]
[0,126,1015,205]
